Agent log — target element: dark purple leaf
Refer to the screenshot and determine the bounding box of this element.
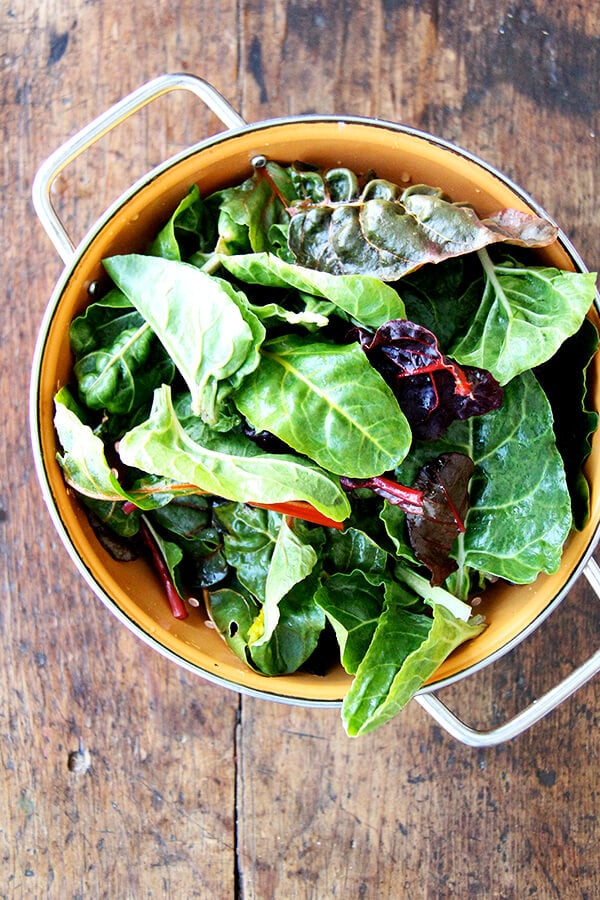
[406,452,474,586]
[352,319,503,440]
[340,452,474,585]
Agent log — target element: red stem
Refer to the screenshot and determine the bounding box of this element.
[139,520,188,620]
[250,499,345,529]
[340,475,424,516]
[439,485,467,533]
[254,161,297,216]
[395,359,474,398]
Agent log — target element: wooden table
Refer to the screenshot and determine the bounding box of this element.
[3,1,599,895]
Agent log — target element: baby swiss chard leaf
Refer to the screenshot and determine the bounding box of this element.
[207,576,327,676]
[341,452,474,585]
[342,601,486,736]
[288,182,558,281]
[118,385,351,523]
[353,319,503,440]
[208,160,297,256]
[103,255,265,425]
[214,503,318,647]
[54,389,156,508]
[399,370,574,587]
[205,585,262,665]
[219,251,406,329]
[149,184,215,262]
[404,453,474,586]
[314,570,386,674]
[246,574,326,675]
[70,289,175,417]
[234,333,412,478]
[450,250,597,385]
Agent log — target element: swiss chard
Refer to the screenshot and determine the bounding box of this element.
[70,289,175,417]
[214,503,319,646]
[149,184,214,261]
[342,601,485,736]
[287,182,558,280]
[205,585,261,665]
[396,370,573,593]
[340,452,474,586]
[52,158,598,739]
[352,318,503,440]
[208,160,297,256]
[246,574,326,675]
[103,255,265,424]
[314,570,385,673]
[219,251,406,328]
[450,249,597,384]
[118,384,351,523]
[54,389,157,508]
[139,517,188,619]
[206,575,327,677]
[322,526,389,577]
[234,333,412,477]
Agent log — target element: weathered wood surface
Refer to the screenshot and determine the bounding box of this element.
[1,1,598,896]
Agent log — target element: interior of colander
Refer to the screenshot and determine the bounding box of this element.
[33,118,600,702]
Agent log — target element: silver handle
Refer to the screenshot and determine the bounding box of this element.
[415,556,600,747]
[32,73,246,264]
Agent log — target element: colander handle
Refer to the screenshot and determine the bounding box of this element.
[414,557,600,747]
[31,73,246,264]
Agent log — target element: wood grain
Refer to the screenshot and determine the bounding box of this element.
[1,0,598,896]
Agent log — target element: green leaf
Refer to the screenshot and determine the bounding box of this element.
[70,288,136,356]
[215,503,318,646]
[395,565,473,622]
[54,391,170,511]
[245,298,330,329]
[103,255,265,424]
[254,517,318,646]
[52,383,91,424]
[219,252,406,328]
[209,161,296,255]
[208,574,326,677]
[315,571,384,673]
[205,586,261,664]
[143,517,185,596]
[74,323,154,413]
[118,384,351,522]
[79,497,142,538]
[379,502,418,565]
[215,503,281,599]
[290,165,359,203]
[323,526,389,576]
[148,493,212,540]
[54,392,134,503]
[399,256,479,351]
[173,387,241,436]
[536,316,600,529]
[398,370,573,586]
[450,250,597,384]
[70,289,175,416]
[149,184,213,261]
[247,575,326,675]
[234,334,412,477]
[342,602,485,736]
